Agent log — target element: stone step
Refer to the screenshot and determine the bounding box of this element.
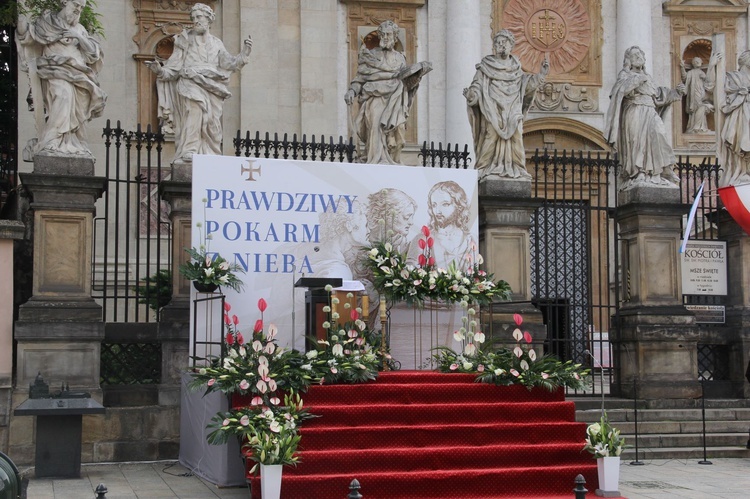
[632,432,749,448]
[576,407,750,423]
[579,419,750,435]
[621,446,750,460]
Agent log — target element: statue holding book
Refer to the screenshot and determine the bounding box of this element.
[344,20,432,165]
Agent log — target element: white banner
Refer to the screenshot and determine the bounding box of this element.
[190,155,478,365]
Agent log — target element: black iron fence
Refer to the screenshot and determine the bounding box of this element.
[0,25,17,216]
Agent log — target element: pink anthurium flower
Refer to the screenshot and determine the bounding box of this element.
[270,397,281,405]
[514,346,523,358]
[222,418,230,427]
[268,379,277,391]
[421,226,430,237]
[513,313,523,326]
[207,378,215,386]
[263,342,275,355]
[236,332,245,345]
[330,367,338,374]
[541,372,549,379]
[528,349,537,361]
[449,363,458,371]
[224,314,231,325]
[428,256,435,266]
[254,319,263,333]
[512,328,523,341]
[510,368,520,377]
[427,237,434,248]
[232,315,239,326]
[224,302,231,312]
[239,379,250,390]
[240,415,250,426]
[419,254,427,267]
[226,333,235,345]
[524,331,533,344]
[252,340,263,352]
[267,324,278,340]
[251,396,263,406]
[418,238,426,250]
[256,380,268,393]
[258,298,267,312]
[258,364,269,377]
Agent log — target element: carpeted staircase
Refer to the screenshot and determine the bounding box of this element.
[244,371,604,499]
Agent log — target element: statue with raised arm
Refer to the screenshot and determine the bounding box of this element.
[145,3,252,163]
[344,20,432,165]
[604,46,686,190]
[680,56,716,134]
[16,0,106,159]
[464,29,548,181]
[718,50,750,187]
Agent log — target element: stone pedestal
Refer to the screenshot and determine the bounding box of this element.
[716,210,750,397]
[158,180,192,404]
[478,178,546,345]
[616,186,699,399]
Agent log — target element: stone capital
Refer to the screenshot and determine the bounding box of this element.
[20,173,106,212]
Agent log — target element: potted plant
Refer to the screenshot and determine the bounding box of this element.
[133,269,172,311]
[583,414,625,497]
[179,204,245,293]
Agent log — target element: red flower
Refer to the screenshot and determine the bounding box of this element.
[418,254,427,267]
[236,332,245,345]
[226,332,235,345]
[350,309,359,321]
[232,314,239,326]
[418,238,426,250]
[258,298,268,312]
[513,313,523,326]
[224,314,231,326]
[427,237,434,248]
[254,319,263,333]
[524,331,533,344]
[427,256,435,267]
[224,302,231,312]
[421,226,430,237]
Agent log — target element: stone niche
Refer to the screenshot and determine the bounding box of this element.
[663,0,746,155]
[341,0,425,146]
[131,0,217,131]
[494,0,602,113]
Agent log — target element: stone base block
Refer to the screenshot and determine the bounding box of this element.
[18,298,102,322]
[478,177,532,198]
[171,159,192,182]
[618,183,681,205]
[33,154,95,176]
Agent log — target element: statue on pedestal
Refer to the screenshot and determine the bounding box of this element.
[344,20,432,165]
[717,51,750,187]
[680,56,716,134]
[604,46,686,190]
[464,29,548,181]
[145,3,252,163]
[16,0,107,159]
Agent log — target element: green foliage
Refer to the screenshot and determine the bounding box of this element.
[133,269,172,311]
[178,246,244,293]
[583,414,625,458]
[0,0,104,37]
[303,289,380,384]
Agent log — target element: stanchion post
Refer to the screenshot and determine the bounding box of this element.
[573,474,588,499]
[348,478,363,499]
[379,296,389,371]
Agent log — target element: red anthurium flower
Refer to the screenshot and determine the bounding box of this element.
[236,332,244,345]
[350,309,359,321]
[232,314,239,326]
[427,256,435,267]
[427,237,434,248]
[421,225,430,237]
[224,302,231,312]
[224,314,231,325]
[524,331,533,344]
[418,254,427,267]
[418,238,426,250]
[254,319,263,333]
[513,313,523,326]
[226,332,235,345]
[258,298,267,312]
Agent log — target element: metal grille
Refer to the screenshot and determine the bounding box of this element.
[234,131,356,162]
[100,342,161,384]
[95,121,171,322]
[0,24,17,215]
[529,149,620,395]
[697,343,730,381]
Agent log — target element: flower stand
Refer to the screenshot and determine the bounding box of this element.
[260,464,283,499]
[596,456,621,497]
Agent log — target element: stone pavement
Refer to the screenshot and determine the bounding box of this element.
[19,458,750,498]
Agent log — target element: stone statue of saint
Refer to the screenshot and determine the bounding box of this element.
[464,29,549,181]
[16,0,107,159]
[717,50,750,187]
[145,3,252,163]
[344,20,432,165]
[604,46,686,190]
[680,56,716,134]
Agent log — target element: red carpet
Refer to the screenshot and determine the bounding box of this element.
[241,371,615,498]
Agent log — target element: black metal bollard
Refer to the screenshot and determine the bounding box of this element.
[95,483,108,498]
[573,474,588,499]
[348,479,362,499]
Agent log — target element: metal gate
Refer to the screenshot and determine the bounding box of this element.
[529,150,620,395]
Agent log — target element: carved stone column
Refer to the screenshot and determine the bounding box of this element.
[616,187,699,399]
[158,179,192,405]
[479,179,546,347]
[617,0,652,74]
[445,0,480,157]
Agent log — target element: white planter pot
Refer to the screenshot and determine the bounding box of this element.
[260,464,283,499]
[596,456,620,497]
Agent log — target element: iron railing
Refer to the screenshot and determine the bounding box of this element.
[95,121,171,323]
[0,25,17,216]
[233,131,356,162]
